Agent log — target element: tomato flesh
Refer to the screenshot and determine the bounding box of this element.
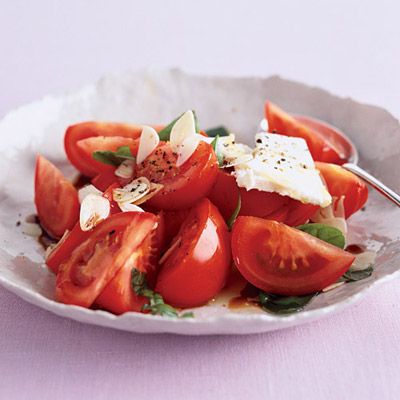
[35,155,80,238]
[56,212,157,308]
[265,101,343,164]
[155,198,231,308]
[316,162,368,218]
[232,217,355,296]
[135,141,218,210]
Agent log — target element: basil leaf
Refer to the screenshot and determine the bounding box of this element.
[206,126,229,137]
[92,145,135,167]
[342,266,373,282]
[259,291,317,315]
[297,223,345,249]
[131,269,193,318]
[210,135,224,167]
[227,193,241,230]
[158,110,200,141]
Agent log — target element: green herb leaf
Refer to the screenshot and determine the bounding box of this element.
[205,126,229,137]
[227,193,241,230]
[297,223,345,249]
[92,146,135,166]
[342,266,373,282]
[210,135,224,167]
[258,291,317,315]
[157,110,200,141]
[131,269,193,318]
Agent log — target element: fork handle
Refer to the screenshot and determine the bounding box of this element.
[343,163,400,207]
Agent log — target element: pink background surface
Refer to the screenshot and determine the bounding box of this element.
[1,1,400,399]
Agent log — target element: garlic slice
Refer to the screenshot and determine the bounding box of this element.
[80,194,110,231]
[176,135,201,167]
[115,159,135,179]
[137,126,160,165]
[322,281,345,293]
[112,177,151,204]
[170,110,196,153]
[133,182,164,206]
[22,222,42,237]
[118,203,145,212]
[78,184,103,203]
[311,196,347,241]
[195,134,214,144]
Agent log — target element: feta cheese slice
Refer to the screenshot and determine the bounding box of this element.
[233,133,332,207]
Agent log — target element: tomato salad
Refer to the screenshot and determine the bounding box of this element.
[34,104,369,316]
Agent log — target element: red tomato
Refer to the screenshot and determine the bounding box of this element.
[91,170,120,191]
[155,198,231,308]
[208,170,319,225]
[56,212,158,308]
[208,170,290,221]
[161,208,191,246]
[76,135,139,177]
[35,155,80,238]
[46,182,122,274]
[64,122,146,177]
[135,141,218,210]
[231,217,355,296]
[95,213,164,314]
[265,101,344,164]
[316,162,368,218]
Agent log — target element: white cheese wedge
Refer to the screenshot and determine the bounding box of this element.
[233,133,332,207]
[137,126,160,165]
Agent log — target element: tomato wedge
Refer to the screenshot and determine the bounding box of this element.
[208,170,317,225]
[76,135,139,176]
[232,217,355,296]
[155,198,231,308]
[315,162,368,218]
[95,213,164,314]
[65,122,162,177]
[56,212,157,308]
[34,155,80,238]
[135,141,218,210]
[265,101,344,164]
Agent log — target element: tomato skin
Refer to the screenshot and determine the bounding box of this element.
[232,217,355,296]
[161,208,191,246]
[35,155,80,239]
[208,170,318,225]
[56,212,157,308]
[136,141,219,210]
[91,170,120,191]
[316,162,368,218]
[155,198,231,308]
[265,101,343,164]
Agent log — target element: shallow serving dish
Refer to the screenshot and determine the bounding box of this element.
[0,69,399,335]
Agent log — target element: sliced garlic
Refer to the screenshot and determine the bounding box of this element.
[176,135,201,167]
[78,184,103,203]
[115,159,135,179]
[133,182,164,205]
[311,196,347,242]
[137,126,160,165]
[350,251,376,271]
[22,222,42,237]
[322,281,345,293]
[195,134,214,144]
[80,194,110,231]
[112,177,151,204]
[170,110,196,153]
[118,203,145,212]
